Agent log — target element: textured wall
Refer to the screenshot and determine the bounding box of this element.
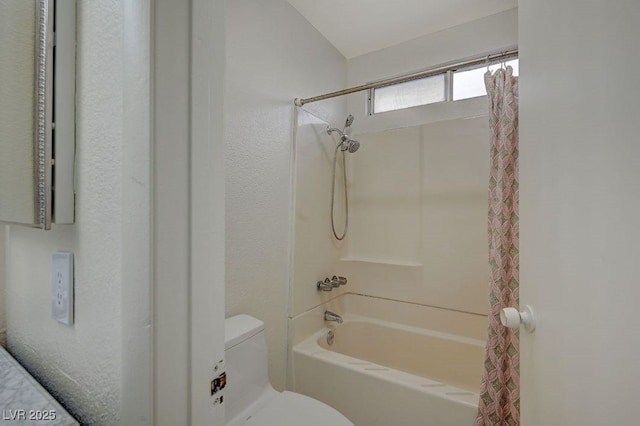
[5,2,131,424]
[225,0,346,391]
[0,225,5,347]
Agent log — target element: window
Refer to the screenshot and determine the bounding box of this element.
[369,57,519,114]
[373,74,445,114]
[453,59,519,101]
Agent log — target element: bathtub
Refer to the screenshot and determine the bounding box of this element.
[289,294,486,426]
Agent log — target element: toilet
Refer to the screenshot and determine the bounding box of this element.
[225,315,353,426]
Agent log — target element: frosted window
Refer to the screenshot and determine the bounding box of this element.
[373,74,445,113]
[453,59,519,101]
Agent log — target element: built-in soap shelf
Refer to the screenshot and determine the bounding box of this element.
[340,257,423,267]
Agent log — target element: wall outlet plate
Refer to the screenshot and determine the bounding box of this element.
[52,251,74,325]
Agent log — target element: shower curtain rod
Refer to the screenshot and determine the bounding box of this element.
[294,49,518,107]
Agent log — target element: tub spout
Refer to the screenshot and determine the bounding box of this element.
[324,311,343,324]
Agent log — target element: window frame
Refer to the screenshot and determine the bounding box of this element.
[367,56,518,115]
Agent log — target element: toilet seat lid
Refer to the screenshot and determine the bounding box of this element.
[238,391,353,426]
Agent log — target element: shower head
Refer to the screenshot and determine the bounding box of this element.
[337,133,360,153]
[327,114,361,154]
[345,139,360,153]
[344,114,354,130]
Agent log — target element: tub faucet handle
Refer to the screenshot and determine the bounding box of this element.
[317,278,333,292]
[332,276,347,286]
[324,310,343,324]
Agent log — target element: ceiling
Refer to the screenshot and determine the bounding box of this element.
[287,0,517,59]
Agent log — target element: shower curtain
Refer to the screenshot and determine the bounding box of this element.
[476,66,519,426]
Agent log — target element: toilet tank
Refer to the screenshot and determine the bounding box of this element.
[225,315,274,421]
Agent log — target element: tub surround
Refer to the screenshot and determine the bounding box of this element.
[342,117,492,315]
[0,346,77,425]
[292,114,492,319]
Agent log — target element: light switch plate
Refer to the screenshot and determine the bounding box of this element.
[52,251,74,325]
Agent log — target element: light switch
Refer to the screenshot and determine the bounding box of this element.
[52,251,74,325]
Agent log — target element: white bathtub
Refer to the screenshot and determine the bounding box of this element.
[289,294,486,426]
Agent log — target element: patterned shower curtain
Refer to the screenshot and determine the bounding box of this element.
[476,66,519,426]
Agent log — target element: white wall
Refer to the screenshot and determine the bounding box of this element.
[519,1,640,424]
[121,1,152,423]
[4,2,151,424]
[153,0,190,422]
[225,0,346,391]
[190,0,227,423]
[153,1,227,423]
